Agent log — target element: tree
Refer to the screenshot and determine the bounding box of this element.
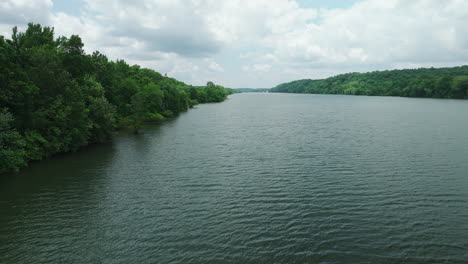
[204,84,227,102]
[434,75,453,98]
[451,76,468,99]
[16,23,55,50]
[82,76,117,143]
[59,35,90,80]
[0,23,231,174]
[0,109,26,173]
[270,66,468,99]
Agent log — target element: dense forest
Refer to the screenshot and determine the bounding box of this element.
[271,66,468,99]
[0,23,235,174]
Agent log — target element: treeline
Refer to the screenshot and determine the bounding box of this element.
[0,23,234,174]
[271,66,468,99]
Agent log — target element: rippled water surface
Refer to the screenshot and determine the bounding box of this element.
[1,93,468,263]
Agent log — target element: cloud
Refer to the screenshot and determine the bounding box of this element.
[205,0,317,45]
[1,0,468,88]
[242,64,272,73]
[205,59,225,72]
[0,0,52,25]
[0,0,53,36]
[82,0,223,57]
[268,0,468,68]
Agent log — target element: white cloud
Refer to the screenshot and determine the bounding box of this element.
[169,60,199,75]
[243,64,272,73]
[268,0,468,68]
[1,0,468,88]
[205,0,317,45]
[0,0,53,36]
[82,0,223,57]
[0,0,52,25]
[204,59,225,72]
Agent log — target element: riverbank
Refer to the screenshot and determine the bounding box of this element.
[0,23,234,175]
[271,65,468,99]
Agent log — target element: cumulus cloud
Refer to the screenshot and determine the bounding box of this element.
[0,0,53,36]
[82,0,223,57]
[268,0,468,68]
[1,0,468,87]
[205,59,225,72]
[242,64,272,73]
[0,0,52,25]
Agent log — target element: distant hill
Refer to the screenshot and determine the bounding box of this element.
[270,66,468,99]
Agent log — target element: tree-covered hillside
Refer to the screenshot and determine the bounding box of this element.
[0,23,234,174]
[271,66,468,99]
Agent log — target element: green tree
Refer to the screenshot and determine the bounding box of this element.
[0,23,231,174]
[0,109,26,173]
[82,76,117,143]
[451,76,468,99]
[270,66,468,99]
[58,35,91,80]
[434,75,453,98]
[204,83,227,102]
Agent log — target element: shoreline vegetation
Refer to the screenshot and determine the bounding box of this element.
[0,23,236,175]
[270,66,468,99]
[3,24,468,175]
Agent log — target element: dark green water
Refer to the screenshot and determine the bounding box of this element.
[1,93,468,263]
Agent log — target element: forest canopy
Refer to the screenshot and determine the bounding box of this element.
[270,66,468,99]
[0,23,234,174]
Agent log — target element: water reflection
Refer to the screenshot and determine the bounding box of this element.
[0,141,117,262]
[1,94,468,263]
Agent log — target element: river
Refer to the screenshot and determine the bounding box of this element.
[1,93,468,263]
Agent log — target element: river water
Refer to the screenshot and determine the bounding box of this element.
[1,93,468,263]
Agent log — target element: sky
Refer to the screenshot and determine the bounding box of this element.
[1,0,468,88]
